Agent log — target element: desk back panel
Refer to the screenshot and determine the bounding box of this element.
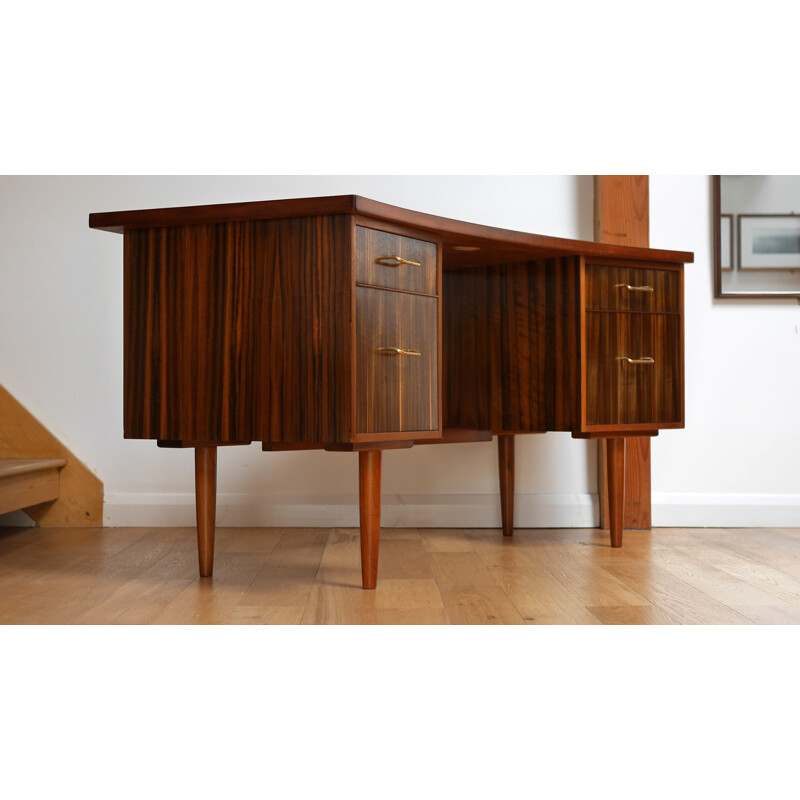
[442,257,580,434]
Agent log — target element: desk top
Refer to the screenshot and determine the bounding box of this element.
[89,194,694,270]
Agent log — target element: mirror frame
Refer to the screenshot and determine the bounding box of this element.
[713,175,800,299]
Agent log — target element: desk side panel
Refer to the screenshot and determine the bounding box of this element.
[123,216,351,443]
[124,223,262,442]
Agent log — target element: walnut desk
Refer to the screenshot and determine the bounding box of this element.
[89,196,692,588]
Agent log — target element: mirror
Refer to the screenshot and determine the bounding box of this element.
[713,175,800,298]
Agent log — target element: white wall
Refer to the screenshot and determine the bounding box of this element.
[1,175,798,528]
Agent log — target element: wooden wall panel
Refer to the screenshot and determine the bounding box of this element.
[593,175,652,529]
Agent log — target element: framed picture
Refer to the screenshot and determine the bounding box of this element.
[739,214,800,270]
[720,214,733,270]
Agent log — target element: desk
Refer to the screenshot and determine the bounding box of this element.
[90,195,692,588]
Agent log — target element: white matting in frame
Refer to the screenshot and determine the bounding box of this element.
[739,214,800,269]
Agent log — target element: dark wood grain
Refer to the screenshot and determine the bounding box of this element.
[584,311,682,428]
[442,267,491,430]
[585,264,680,313]
[545,257,582,431]
[444,255,682,437]
[123,215,352,444]
[443,261,551,434]
[92,194,692,583]
[355,225,437,295]
[355,287,438,434]
[92,194,693,268]
[443,257,580,435]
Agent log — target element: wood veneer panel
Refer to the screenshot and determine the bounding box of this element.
[355,226,437,295]
[544,257,581,431]
[123,215,351,444]
[443,257,578,434]
[91,194,693,269]
[355,287,438,434]
[585,264,680,313]
[584,312,682,427]
[442,266,491,430]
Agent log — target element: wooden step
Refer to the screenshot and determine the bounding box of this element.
[0,458,67,516]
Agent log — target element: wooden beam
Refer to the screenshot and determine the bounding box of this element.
[593,175,652,530]
[0,383,103,526]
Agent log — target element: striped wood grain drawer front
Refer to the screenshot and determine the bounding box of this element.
[356,286,438,435]
[355,226,437,295]
[585,264,679,313]
[584,311,682,428]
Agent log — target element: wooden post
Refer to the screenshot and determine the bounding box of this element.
[593,175,652,530]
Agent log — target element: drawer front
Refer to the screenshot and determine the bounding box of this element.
[585,311,682,427]
[356,226,437,295]
[356,287,438,434]
[585,264,679,313]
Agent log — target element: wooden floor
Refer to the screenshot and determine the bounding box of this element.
[2,525,800,624]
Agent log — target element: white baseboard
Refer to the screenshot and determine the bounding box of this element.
[103,491,598,528]
[100,490,800,528]
[651,493,800,527]
[3,491,796,529]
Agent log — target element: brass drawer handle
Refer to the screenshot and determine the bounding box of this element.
[616,356,655,365]
[378,346,421,357]
[615,283,654,293]
[376,255,422,268]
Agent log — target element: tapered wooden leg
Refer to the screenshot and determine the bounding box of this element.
[358,450,382,590]
[195,446,217,577]
[498,434,515,537]
[606,438,625,548]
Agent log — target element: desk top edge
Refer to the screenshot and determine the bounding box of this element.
[88,193,694,264]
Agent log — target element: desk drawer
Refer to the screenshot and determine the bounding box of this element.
[356,286,438,434]
[585,311,682,427]
[585,264,679,313]
[356,226,437,295]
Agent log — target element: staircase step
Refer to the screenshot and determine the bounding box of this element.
[0,458,67,516]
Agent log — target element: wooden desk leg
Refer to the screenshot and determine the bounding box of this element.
[358,450,382,590]
[195,446,218,577]
[498,434,515,537]
[606,438,625,548]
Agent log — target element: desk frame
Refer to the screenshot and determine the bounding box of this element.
[90,195,692,588]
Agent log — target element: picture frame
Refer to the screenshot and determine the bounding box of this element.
[739,214,800,270]
[720,213,733,270]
